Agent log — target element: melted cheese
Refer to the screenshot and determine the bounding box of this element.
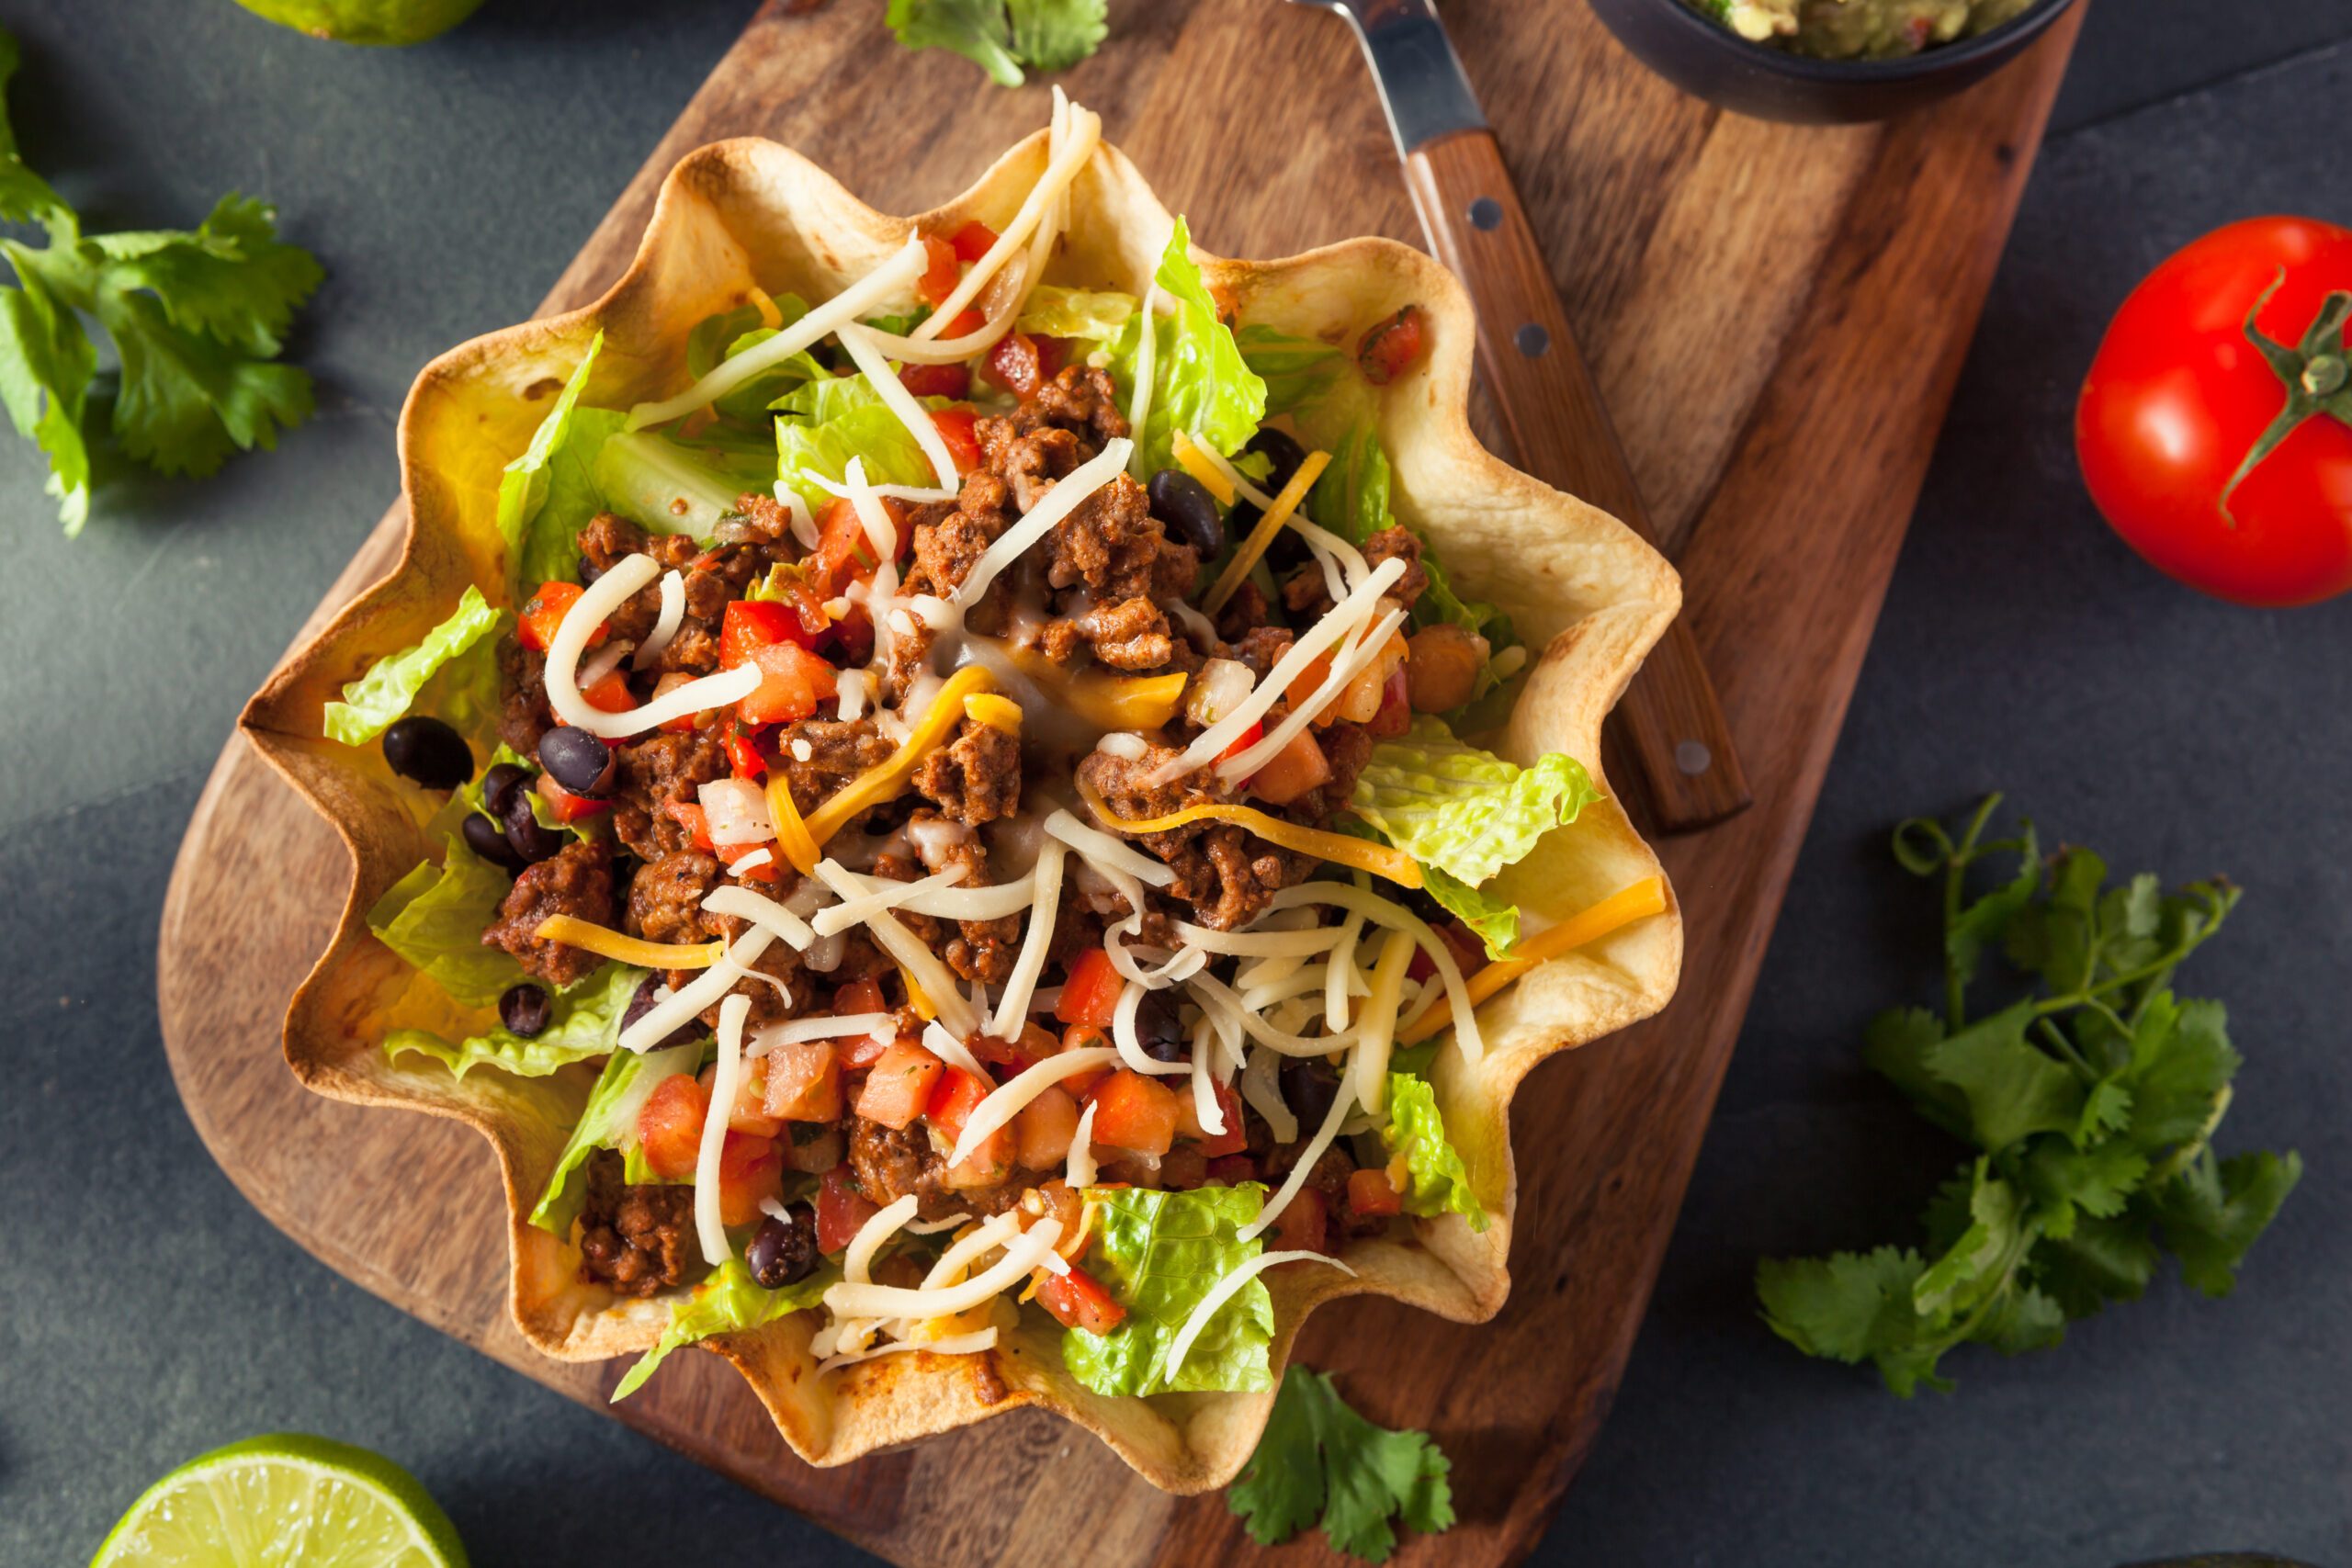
[1200,448,1331,616]
[964,693,1023,734]
[1396,875,1669,1045]
[817,1327,997,1376]
[802,665,996,847]
[531,916,723,972]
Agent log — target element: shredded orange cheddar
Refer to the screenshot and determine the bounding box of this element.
[1201,447,1330,616]
[533,916,725,971]
[1079,777,1421,888]
[1396,875,1669,1045]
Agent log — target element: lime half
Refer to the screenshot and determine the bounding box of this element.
[92,1434,468,1568]
[226,0,485,47]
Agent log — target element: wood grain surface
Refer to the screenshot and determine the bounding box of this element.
[156,2,2085,1563]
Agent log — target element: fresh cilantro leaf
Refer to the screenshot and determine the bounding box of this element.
[2148,1148,2302,1298]
[1923,1000,2083,1152]
[2125,995,2239,1153]
[1861,1006,1970,1141]
[886,0,1023,86]
[0,265,96,530]
[2030,1211,2160,1317]
[1228,1367,1453,1562]
[0,30,65,227]
[1758,1247,1928,1366]
[1910,1159,2025,1319]
[2019,1135,2149,1239]
[1007,0,1108,71]
[1974,1280,2067,1356]
[88,195,322,359]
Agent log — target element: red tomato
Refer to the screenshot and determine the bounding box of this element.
[949,220,999,264]
[1174,1084,1248,1158]
[917,234,960,307]
[581,669,635,716]
[763,1040,842,1122]
[1271,1185,1331,1256]
[536,771,608,822]
[924,1066,991,1144]
[816,1163,877,1255]
[1357,304,1428,387]
[720,599,820,667]
[983,332,1043,400]
[1247,731,1331,807]
[737,641,839,727]
[1347,1167,1404,1218]
[856,1041,944,1130]
[834,976,888,1015]
[2077,217,2352,606]
[1057,1024,1114,1097]
[837,1032,891,1070]
[1014,1084,1080,1169]
[1037,1265,1126,1335]
[942,307,987,339]
[663,799,714,852]
[1033,335,1069,382]
[636,1075,707,1180]
[1055,949,1123,1030]
[518,581,602,654]
[1365,664,1412,739]
[932,408,981,474]
[812,495,913,592]
[699,1059,783,1138]
[899,362,970,400]
[717,1133,785,1227]
[1086,1070,1181,1157]
[722,725,766,781]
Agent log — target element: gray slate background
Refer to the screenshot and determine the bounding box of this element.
[5,1,2349,1563]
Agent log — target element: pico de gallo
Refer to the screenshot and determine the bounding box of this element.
[331,93,1669,1402]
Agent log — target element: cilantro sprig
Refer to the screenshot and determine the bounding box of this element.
[0,28,320,534]
[1227,1366,1454,1562]
[885,0,1109,88]
[1758,794,2301,1396]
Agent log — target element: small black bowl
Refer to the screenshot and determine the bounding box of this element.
[1585,0,2080,124]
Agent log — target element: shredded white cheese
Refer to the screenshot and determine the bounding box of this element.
[1189,1015,1227,1136]
[988,839,1066,1034]
[812,862,979,1040]
[617,928,776,1054]
[954,437,1132,609]
[545,554,763,739]
[910,101,1101,340]
[695,994,752,1267]
[1240,1071,1360,1244]
[836,323,961,491]
[698,885,818,952]
[1239,1043,1297,1144]
[844,1193,921,1287]
[1351,930,1416,1118]
[818,1326,998,1376]
[822,1217,1062,1319]
[1044,807,1175,888]
[921,1019,989,1083]
[1162,1248,1353,1386]
[1066,1100,1100,1188]
[1172,920,1344,959]
[631,570,685,670]
[947,1046,1117,1168]
[810,860,970,937]
[1272,881,1485,1065]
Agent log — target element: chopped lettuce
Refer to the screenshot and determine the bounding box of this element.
[774,372,944,513]
[387,959,647,1082]
[1062,1184,1275,1397]
[1016,285,1135,349]
[1237,323,1346,418]
[589,426,775,540]
[322,585,503,746]
[529,1038,705,1234]
[1419,865,1521,962]
[365,835,530,1008]
[495,332,624,599]
[1105,218,1266,477]
[684,297,828,425]
[1382,1075,1486,1232]
[613,1258,837,1402]
[1351,717,1600,892]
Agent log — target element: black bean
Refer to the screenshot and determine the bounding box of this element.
[481,761,530,818]
[537,726,616,798]
[1246,428,1307,490]
[576,555,605,588]
[461,809,527,874]
[620,975,705,1050]
[1226,429,1315,575]
[1148,469,1224,558]
[747,1204,819,1288]
[1400,884,1452,929]
[381,716,474,792]
[1280,1057,1340,1128]
[502,788,566,864]
[1137,989,1187,1063]
[499,983,551,1038]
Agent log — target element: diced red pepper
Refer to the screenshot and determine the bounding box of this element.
[518,581,603,654]
[663,799,714,852]
[917,234,961,307]
[724,725,767,781]
[1216,719,1264,768]
[899,362,970,400]
[635,1074,707,1181]
[1348,1167,1404,1218]
[923,1066,991,1145]
[720,598,821,666]
[949,220,999,264]
[536,771,608,822]
[1037,1264,1126,1335]
[1055,949,1123,1030]
[1357,304,1428,387]
[932,408,981,474]
[982,331,1044,400]
[816,1164,878,1255]
[736,641,839,727]
[942,307,987,339]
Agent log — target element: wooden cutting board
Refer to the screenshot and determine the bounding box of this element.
[157,2,2084,1562]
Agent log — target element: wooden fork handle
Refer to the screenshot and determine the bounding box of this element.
[1403,128,1751,835]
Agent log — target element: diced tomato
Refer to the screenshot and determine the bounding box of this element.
[1056,949,1123,1030]
[812,496,914,592]
[924,1066,991,1145]
[1216,719,1264,768]
[899,362,970,400]
[837,1032,891,1070]
[1365,664,1412,739]
[1247,730,1332,807]
[582,668,635,716]
[1057,1025,1114,1097]
[716,1133,786,1226]
[1033,335,1069,382]
[1206,1153,1259,1185]
[949,220,999,264]
[816,1163,878,1256]
[932,408,981,474]
[1285,650,1335,714]
[518,581,602,654]
[942,307,986,339]
[983,331,1044,400]
[1271,1185,1331,1256]
[971,1022,1057,1075]
[1086,1070,1182,1157]
[835,976,887,1015]
[536,771,608,822]
[737,640,839,727]
[1173,1084,1249,1158]
[698,1057,783,1138]
[762,1040,842,1123]
[662,799,714,852]
[1037,1264,1125,1335]
[635,1074,707,1181]
[856,1041,944,1130]
[917,234,960,306]
[1357,304,1428,387]
[1348,1166,1405,1218]
[720,599,821,668]
[723,725,767,780]
[1014,1084,1080,1170]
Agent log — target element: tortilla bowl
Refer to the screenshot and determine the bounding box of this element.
[239,125,1685,1492]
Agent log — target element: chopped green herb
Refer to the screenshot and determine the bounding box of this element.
[1228,1366,1455,1562]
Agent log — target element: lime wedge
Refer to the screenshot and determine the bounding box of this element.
[92,1435,468,1568]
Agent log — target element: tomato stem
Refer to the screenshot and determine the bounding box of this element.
[2221,272,2352,525]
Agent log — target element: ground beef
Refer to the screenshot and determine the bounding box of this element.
[1045,471,1196,603]
[906,808,1021,985]
[1363,525,1430,609]
[902,470,1015,599]
[775,716,893,818]
[482,839,615,987]
[627,849,723,946]
[1225,624,1295,680]
[1216,580,1280,645]
[577,1149,696,1296]
[607,729,729,862]
[496,637,553,754]
[1041,593,1173,671]
[1280,563,1335,621]
[577,513,699,646]
[913,718,1021,826]
[1029,364,1127,450]
[845,1117,1023,1222]
[1076,742,1312,930]
[1262,1145,1386,1245]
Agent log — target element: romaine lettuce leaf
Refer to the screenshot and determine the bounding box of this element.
[365,835,528,1008]
[589,426,775,540]
[1236,323,1345,418]
[1419,864,1521,961]
[1016,285,1135,347]
[1350,717,1600,891]
[1382,1075,1486,1232]
[386,959,647,1082]
[322,585,503,746]
[1062,1183,1275,1396]
[686,297,826,424]
[528,1037,705,1234]
[1105,217,1266,477]
[774,372,944,513]
[495,332,619,599]
[612,1257,837,1402]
